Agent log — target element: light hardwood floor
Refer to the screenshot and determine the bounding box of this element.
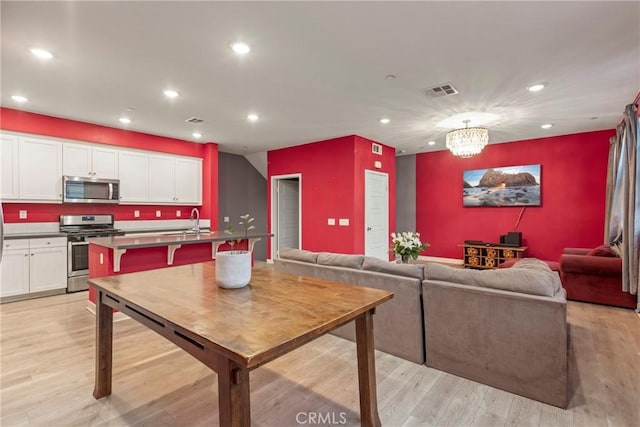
[1,287,638,426]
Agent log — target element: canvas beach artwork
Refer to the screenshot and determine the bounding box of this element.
[463,164,541,207]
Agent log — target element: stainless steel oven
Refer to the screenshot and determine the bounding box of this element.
[60,215,123,292]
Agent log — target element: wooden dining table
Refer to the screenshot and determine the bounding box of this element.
[90,262,393,427]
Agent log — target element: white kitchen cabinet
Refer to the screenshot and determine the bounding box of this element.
[118,150,149,202]
[1,133,20,199]
[0,237,66,300]
[0,247,30,297]
[174,157,202,205]
[147,154,202,205]
[148,154,176,203]
[63,143,118,179]
[18,136,63,201]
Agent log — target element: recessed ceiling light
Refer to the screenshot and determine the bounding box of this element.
[192,132,202,139]
[399,149,406,153]
[232,42,251,55]
[11,95,28,103]
[119,117,131,124]
[247,113,259,121]
[380,118,390,124]
[385,74,396,80]
[163,89,179,98]
[427,141,436,146]
[527,83,546,92]
[541,123,553,129]
[30,48,53,59]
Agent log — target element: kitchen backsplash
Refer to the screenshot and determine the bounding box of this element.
[4,219,211,234]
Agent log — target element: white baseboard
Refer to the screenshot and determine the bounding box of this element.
[85,302,130,322]
[417,255,464,265]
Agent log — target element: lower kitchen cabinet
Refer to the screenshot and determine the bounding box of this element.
[1,237,67,301]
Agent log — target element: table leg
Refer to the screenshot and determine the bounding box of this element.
[355,309,382,427]
[93,290,113,399]
[217,355,251,427]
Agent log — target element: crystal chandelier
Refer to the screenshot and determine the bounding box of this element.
[445,119,489,158]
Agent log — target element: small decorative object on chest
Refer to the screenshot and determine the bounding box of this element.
[391,231,429,264]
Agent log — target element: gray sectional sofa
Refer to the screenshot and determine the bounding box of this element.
[423,260,568,408]
[275,249,569,408]
[274,248,426,364]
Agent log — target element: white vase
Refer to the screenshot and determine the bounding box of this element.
[215,251,252,289]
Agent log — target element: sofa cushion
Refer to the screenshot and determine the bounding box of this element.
[278,247,319,263]
[587,245,618,257]
[362,256,425,280]
[317,252,365,269]
[425,262,561,297]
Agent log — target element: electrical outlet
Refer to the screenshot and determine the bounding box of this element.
[328,218,335,226]
[176,210,181,217]
[339,218,349,226]
[224,216,229,223]
[19,210,27,219]
[155,210,161,218]
[134,210,140,218]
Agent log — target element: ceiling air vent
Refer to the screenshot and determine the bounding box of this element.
[185,117,204,124]
[372,143,383,155]
[426,83,459,98]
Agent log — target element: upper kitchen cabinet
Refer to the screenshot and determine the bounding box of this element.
[63,143,118,179]
[149,154,202,205]
[174,157,202,204]
[118,150,149,203]
[18,136,63,202]
[1,133,19,199]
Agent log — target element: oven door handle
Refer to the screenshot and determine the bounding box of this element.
[70,241,90,247]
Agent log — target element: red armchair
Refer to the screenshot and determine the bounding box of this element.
[559,247,636,309]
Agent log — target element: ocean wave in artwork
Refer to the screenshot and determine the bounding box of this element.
[463,185,540,206]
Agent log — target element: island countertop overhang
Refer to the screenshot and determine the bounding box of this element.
[88,231,273,250]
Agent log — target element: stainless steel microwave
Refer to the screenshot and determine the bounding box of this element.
[63,176,120,204]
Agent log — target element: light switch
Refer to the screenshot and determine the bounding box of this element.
[176,210,181,217]
[339,218,349,226]
[155,210,161,218]
[328,218,335,226]
[134,210,140,218]
[374,160,382,169]
[224,216,230,223]
[19,210,27,219]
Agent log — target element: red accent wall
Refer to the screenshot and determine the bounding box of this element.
[1,108,218,225]
[415,129,613,261]
[267,135,396,257]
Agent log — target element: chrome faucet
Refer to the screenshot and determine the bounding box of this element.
[190,208,200,233]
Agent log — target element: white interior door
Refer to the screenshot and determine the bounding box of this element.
[365,170,389,260]
[271,174,302,259]
[277,179,300,251]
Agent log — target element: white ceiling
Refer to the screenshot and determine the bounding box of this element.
[2,1,638,156]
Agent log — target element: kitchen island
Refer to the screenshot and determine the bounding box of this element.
[87,230,272,306]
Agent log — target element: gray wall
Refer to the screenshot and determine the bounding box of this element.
[396,155,416,232]
[218,152,268,260]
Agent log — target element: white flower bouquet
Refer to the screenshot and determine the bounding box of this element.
[391,231,429,263]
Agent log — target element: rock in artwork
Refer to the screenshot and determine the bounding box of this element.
[463,165,541,207]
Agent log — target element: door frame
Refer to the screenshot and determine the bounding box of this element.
[364,169,389,260]
[270,173,302,260]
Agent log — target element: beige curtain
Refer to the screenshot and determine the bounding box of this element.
[606,103,639,311]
